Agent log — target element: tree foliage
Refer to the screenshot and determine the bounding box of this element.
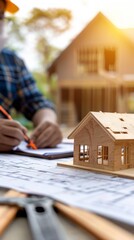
[7,8,72,70]
[22,8,72,70]
[23,8,72,33]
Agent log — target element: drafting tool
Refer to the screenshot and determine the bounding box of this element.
[0,195,68,240]
[0,105,37,149]
[0,191,133,240]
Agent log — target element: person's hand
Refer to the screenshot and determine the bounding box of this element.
[0,119,27,152]
[31,120,63,148]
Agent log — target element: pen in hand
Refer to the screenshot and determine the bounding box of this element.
[23,134,37,150]
[0,105,37,150]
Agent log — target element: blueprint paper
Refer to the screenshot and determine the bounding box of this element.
[0,153,134,227]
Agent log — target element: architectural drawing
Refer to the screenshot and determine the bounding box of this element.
[0,153,134,227]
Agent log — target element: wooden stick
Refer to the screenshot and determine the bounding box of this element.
[55,202,134,240]
[0,190,26,236]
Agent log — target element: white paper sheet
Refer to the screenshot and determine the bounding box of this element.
[0,153,134,228]
[13,140,74,159]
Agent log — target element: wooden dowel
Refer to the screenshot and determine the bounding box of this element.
[55,202,134,240]
[0,190,27,236]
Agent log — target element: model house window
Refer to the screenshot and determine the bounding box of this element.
[79,144,89,162]
[121,146,128,165]
[77,48,98,74]
[97,146,108,165]
[104,47,116,72]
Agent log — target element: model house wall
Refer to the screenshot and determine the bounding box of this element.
[68,112,134,171]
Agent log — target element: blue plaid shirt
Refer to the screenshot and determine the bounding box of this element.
[0,48,55,120]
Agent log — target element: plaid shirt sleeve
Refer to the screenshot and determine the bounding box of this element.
[0,49,55,120]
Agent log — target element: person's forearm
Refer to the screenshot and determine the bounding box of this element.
[32,108,58,127]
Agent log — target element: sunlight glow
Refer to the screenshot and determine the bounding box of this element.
[11,0,134,70]
[12,0,134,29]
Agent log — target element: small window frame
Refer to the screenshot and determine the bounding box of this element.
[97,146,108,165]
[79,144,90,162]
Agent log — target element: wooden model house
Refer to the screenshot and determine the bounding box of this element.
[48,12,134,126]
[68,111,134,171]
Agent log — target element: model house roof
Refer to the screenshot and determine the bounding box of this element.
[68,112,134,140]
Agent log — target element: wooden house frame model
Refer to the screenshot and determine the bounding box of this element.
[48,12,134,126]
[59,112,134,178]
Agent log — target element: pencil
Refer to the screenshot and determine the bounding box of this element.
[0,105,37,150]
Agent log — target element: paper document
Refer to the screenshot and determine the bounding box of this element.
[13,140,74,159]
[0,153,134,230]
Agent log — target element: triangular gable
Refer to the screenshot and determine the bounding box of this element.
[68,111,115,141]
[48,12,134,74]
[68,112,91,139]
[68,111,134,141]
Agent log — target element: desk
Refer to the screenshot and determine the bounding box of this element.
[0,189,96,240]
